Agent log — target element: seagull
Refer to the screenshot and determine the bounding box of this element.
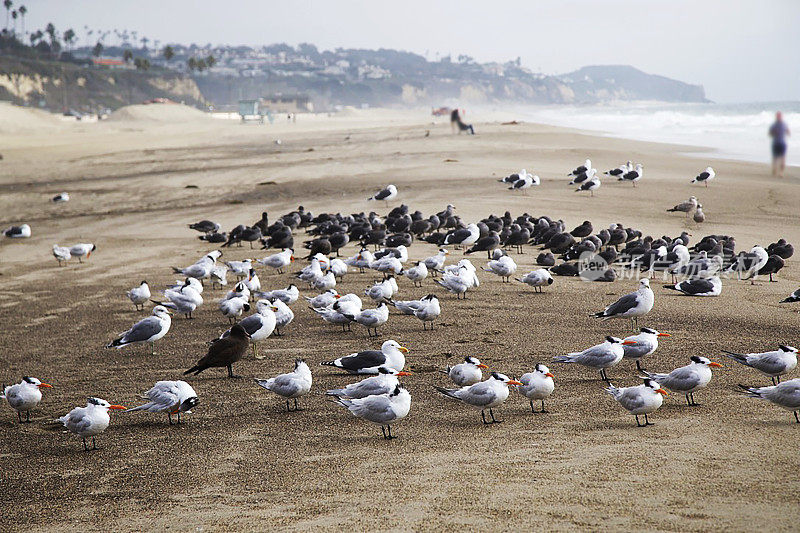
[483,255,517,282]
[126,280,151,311]
[231,299,276,358]
[3,224,31,238]
[722,345,798,385]
[568,159,592,177]
[184,324,250,378]
[665,276,722,297]
[326,366,411,399]
[667,196,698,217]
[780,288,800,304]
[440,356,488,387]
[333,384,411,439]
[604,161,632,177]
[593,279,654,330]
[443,223,480,249]
[270,298,295,336]
[436,266,472,299]
[569,167,597,186]
[254,359,313,412]
[516,269,554,293]
[342,302,390,337]
[644,356,723,406]
[619,163,644,186]
[321,339,408,374]
[434,372,522,424]
[508,170,539,191]
[52,192,70,203]
[258,249,294,274]
[726,246,769,284]
[2,377,52,423]
[154,280,203,319]
[106,305,172,355]
[125,381,199,424]
[189,220,220,233]
[59,397,126,451]
[172,252,219,282]
[553,336,625,382]
[622,328,671,371]
[575,177,601,196]
[739,378,800,423]
[691,166,715,187]
[693,204,706,224]
[305,289,340,310]
[404,261,429,287]
[258,284,299,305]
[367,184,398,203]
[518,364,555,413]
[226,259,253,281]
[69,243,96,263]
[52,244,71,266]
[605,378,667,427]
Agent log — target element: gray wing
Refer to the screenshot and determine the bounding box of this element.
[238,314,262,336]
[618,388,646,411]
[266,375,303,397]
[677,278,714,295]
[352,394,395,423]
[663,367,701,391]
[123,317,163,343]
[457,382,497,406]
[752,353,791,375]
[604,293,639,316]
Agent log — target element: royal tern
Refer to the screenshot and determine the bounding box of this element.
[739,378,800,423]
[219,296,250,323]
[69,243,96,263]
[184,324,250,378]
[52,244,71,266]
[483,255,517,282]
[313,271,337,291]
[326,366,411,399]
[436,266,472,299]
[126,280,151,311]
[516,269,554,292]
[258,284,299,305]
[258,249,294,274]
[345,249,376,272]
[270,298,295,336]
[622,327,671,371]
[722,345,797,385]
[644,356,723,406]
[210,265,228,289]
[605,378,667,427]
[440,356,488,387]
[592,279,654,330]
[404,261,429,286]
[321,339,408,374]
[106,305,172,355]
[125,380,199,424]
[423,248,449,274]
[305,289,340,310]
[553,336,624,382]
[393,294,441,330]
[2,377,52,423]
[254,359,312,412]
[244,269,261,296]
[334,384,411,439]
[434,372,522,424]
[342,302,389,337]
[59,397,126,450]
[223,281,250,302]
[518,364,555,413]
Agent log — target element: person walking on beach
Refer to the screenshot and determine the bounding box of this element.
[769,111,790,177]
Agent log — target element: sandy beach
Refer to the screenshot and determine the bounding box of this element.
[1,105,799,531]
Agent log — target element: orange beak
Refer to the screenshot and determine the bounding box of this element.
[397,371,412,376]
[657,333,671,337]
[622,340,637,345]
[290,256,295,262]
[508,380,523,386]
[108,405,126,410]
[656,389,668,395]
[477,364,489,369]
[37,383,53,388]
[170,407,181,414]
[335,294,341,299]
[398,346,409,353]
[545,372,555,378]
[709,362,723,368]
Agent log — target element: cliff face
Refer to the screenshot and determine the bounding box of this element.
[0,56,206,111]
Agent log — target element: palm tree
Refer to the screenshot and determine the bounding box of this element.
[3,0,12,31]
[10,8,16,34]
[63,28,76,52]
[17,4,24,33]
[196,58,206,72]
[206,54,216,68]
[140,36,148,50]
[123,49,133,63]
[187,57,197,71]
[163,45,174,62]
[92,41,103,57]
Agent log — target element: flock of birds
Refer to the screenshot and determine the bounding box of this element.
[3,161,800,448]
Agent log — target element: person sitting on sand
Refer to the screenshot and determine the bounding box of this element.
[450,108,474,135]
[769,111,790,177]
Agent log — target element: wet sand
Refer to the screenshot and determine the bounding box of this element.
[0,107,799,531]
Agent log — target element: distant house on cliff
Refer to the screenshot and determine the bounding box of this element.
[262,94,313,113]
[91,58,132,70]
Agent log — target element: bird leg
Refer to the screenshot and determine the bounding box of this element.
[177,412,182,423]
[17,411,22,423]
[772,376,778,386]
[644,413,654,426]
[227,365,242,379]
[168,413,173,425]
[381,425,387,439]
[540,400,548,413]
[481,410,488,424]
[529,400,535,413]
[83,438,88,451]
[385,425,396,439]
[794,411,799,424]
[92,437,98,450]
[777,375,782,384]
[489,408,502,423]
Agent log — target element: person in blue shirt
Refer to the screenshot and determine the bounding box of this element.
[769,111,790,177]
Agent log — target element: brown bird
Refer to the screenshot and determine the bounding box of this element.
[184,324,250,378]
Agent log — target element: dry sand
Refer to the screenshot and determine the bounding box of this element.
[0,105,799,532]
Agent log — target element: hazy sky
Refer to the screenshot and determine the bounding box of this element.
[21,0,800,103]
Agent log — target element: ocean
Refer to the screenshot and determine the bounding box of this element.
[506,101,800,167]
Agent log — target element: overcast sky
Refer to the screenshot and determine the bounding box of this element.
[21,0,800,103]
